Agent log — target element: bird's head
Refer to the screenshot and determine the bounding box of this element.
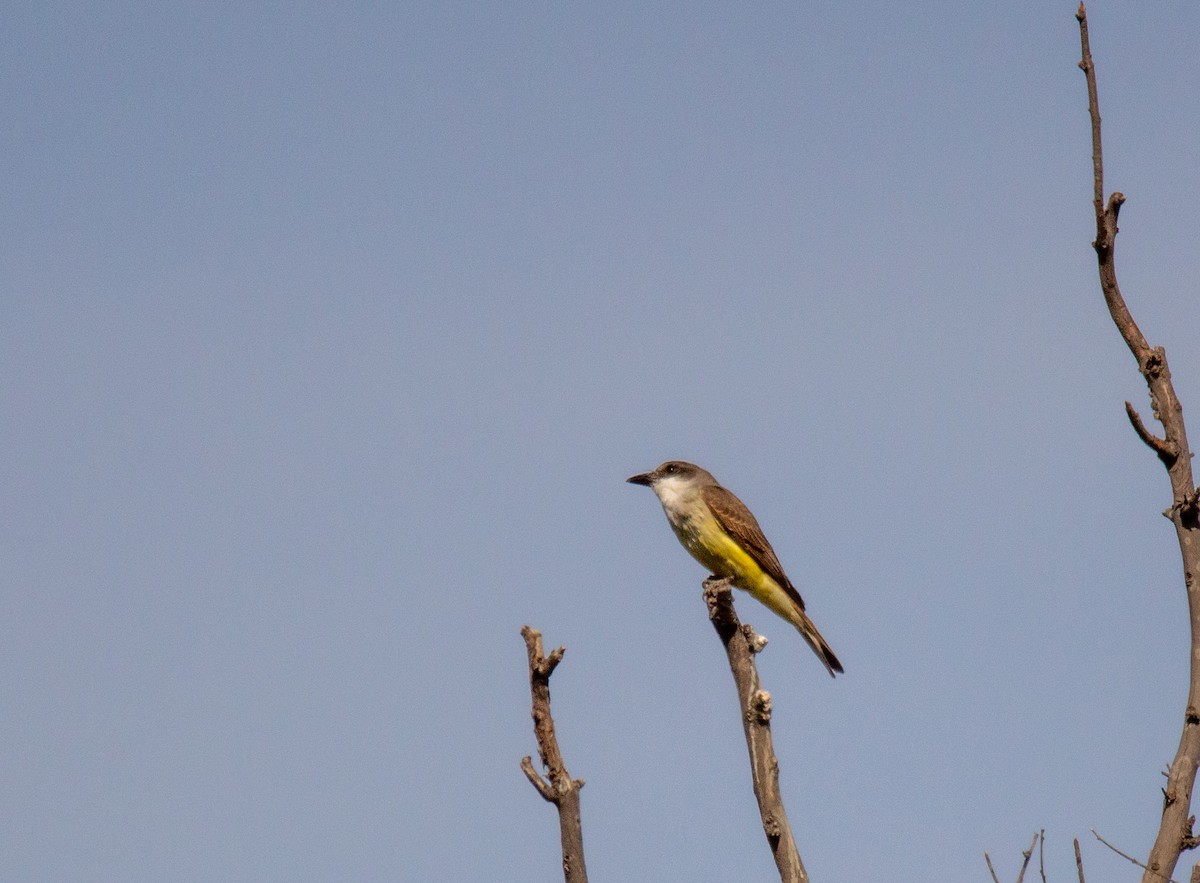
[626,461,714,499]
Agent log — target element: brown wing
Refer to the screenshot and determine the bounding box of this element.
[701,484,807,611]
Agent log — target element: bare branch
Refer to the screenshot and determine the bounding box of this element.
[1040,829,1048,883]
[986,833,1039,883]
[1076,8,1200,881]
[1075,838,1086,883]
[1015,832,1038,883]
[703,577,809,883]
[521,755,556,802]
[1093,829,1180,882]
[985,852,1002,883]
[1126,400,1178,464]
[520,626,587,883]
[1076,5,1146,362]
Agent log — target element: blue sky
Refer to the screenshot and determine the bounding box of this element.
[5,3,1200,881]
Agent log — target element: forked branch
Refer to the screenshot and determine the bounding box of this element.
[520,626,587,883]
[983,831,1039,883]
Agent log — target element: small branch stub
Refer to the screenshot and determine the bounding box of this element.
[1126,400,1178,465]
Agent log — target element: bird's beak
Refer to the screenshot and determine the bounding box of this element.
[626,471,654,486]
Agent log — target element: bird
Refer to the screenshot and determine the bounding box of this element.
[627,460,842,676]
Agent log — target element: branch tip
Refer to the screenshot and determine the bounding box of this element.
[521,756,557,802]
[985,852,1001,883]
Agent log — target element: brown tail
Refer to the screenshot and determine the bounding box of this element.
[794,611,843,678]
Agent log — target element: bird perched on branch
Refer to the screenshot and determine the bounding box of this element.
[627,460,843,677]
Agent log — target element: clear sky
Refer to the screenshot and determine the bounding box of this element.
[5,3,1200,881]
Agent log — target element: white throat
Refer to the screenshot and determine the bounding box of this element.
[652,475,701,512]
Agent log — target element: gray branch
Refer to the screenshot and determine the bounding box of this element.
[984,832,1039,883]
[703,577,809,883]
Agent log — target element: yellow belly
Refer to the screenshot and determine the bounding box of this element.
[673,516,761,584]
[668,511,802,628]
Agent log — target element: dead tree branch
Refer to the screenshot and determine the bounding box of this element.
[1040,828,1048,883]
[703,576,809,883]
[986,852,1002,883]
[1075,838,1086,883]
[1017,831,1038,883]
[1092,829,1180,883]
[984,832,1039,883]
[520,625,587,883]
[1076,7,1200,882]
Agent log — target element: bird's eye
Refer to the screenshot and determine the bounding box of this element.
[665,463,676,474]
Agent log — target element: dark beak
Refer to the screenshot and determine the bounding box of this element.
[626,471,654,486]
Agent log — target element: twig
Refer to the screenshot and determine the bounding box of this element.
[1040,829,1048,883]
[1076,7,1200,882]
[984,830,1041,878]
[1126,401,1178,465]
[986,833,1039,883]
[985,852,1002,883]
[520,626,588,883]
[1092,829,1179,883]
[1015,831,1038,883]
[703,577,809,883]
[1075,838,1086,883]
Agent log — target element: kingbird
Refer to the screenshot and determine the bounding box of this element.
[627,460,843,677]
